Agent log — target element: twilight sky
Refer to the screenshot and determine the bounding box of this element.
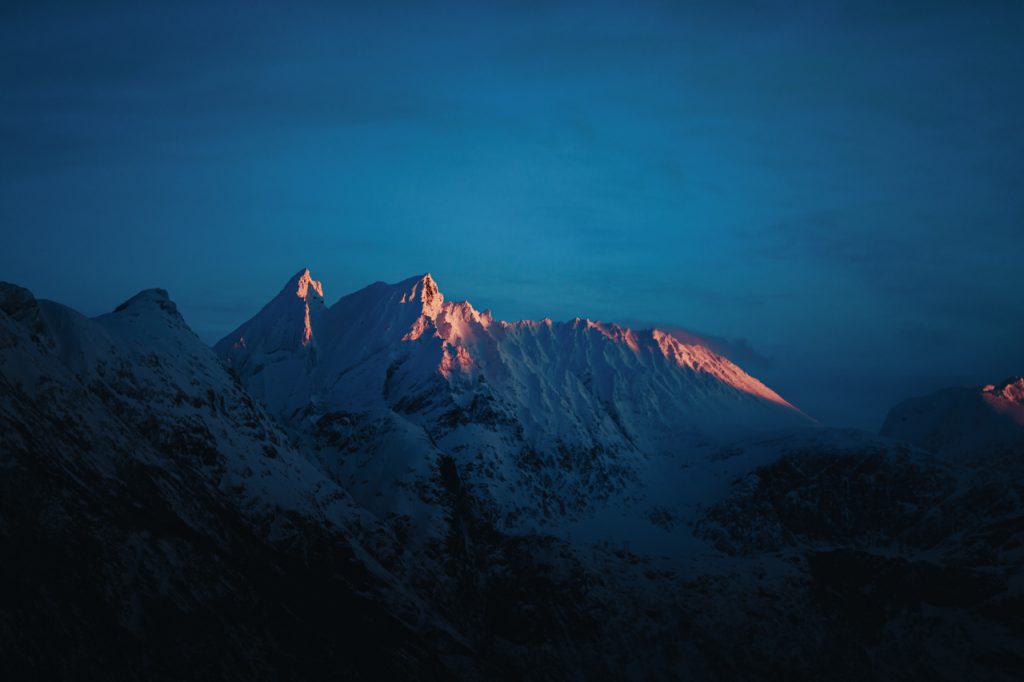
[2,1,1022,429]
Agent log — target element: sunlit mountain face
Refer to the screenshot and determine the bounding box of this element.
[2,1,1023,680]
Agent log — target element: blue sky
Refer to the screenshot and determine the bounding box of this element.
[2,1,1022,428]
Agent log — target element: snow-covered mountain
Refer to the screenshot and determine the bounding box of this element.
[215,268,814,535]
[23,283,367,531]
[3,272,1022,681]
[881,377,1024,454]
[217,269,807,434]
[0,281,467,680]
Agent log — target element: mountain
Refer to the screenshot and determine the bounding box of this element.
[0,276,831,679]
[881,378,1024,454]
[217,269,807,433]
[215,269,814,538]
[212,268,327,417]
[2,272,1022,681]
[0,281,473,680]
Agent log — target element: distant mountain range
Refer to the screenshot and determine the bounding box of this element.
[1,271,1021,681]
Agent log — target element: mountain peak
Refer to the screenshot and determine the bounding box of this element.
[283,267,324,301]
[397,272,443,317]
[214,269,327,364]
[983,377,1024,404]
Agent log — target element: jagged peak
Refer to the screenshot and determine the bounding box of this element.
[983,377,1024,403]
[397,272,443,316]
[281,267,324,302]
[397,272,439,293]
